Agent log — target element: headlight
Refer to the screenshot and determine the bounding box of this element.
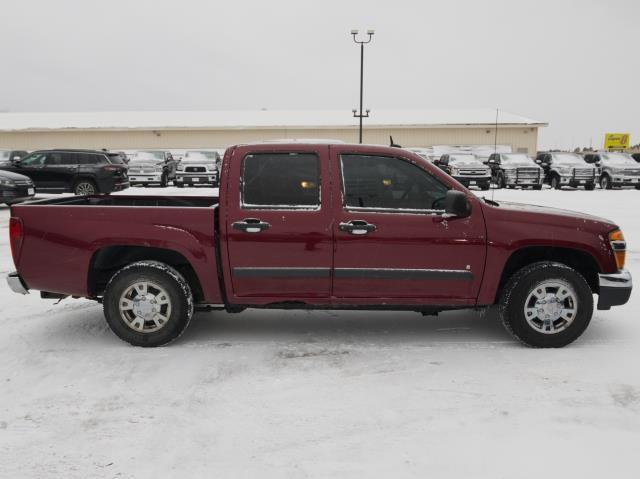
[206,164,217,172]
[557,167,571,175]
[0,178,15,186]
[610,168,623,175]
[177,164,185,171]
[450,167,459,175]
[609,229,626,270]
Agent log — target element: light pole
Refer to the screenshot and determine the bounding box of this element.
[351,29,374,144]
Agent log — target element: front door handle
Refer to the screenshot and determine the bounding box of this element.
[339,220,376,235]
[232,218,271,233]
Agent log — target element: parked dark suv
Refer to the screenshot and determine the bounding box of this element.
[0,149,129,195]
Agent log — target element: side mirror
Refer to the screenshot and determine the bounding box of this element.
[439,158,449,166]
[488,159,497,164]
[445,190,471,218]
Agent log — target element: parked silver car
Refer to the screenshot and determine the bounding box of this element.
[485,153,543,189]
[583,152,640,189]
[535,152,597,190]
[175,150,220,187]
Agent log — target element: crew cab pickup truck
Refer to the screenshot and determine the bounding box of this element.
[486,153,544,189]
[6,142,632,348]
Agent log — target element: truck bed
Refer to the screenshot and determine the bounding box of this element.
[10,195,223,303]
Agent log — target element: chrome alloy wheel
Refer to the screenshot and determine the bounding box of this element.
[523,280,578,334]
[76,182,96,195]
[119,281,172,333]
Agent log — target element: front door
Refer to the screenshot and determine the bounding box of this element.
[224,145,333,301]
[331,147,486,306]
[10,152,48,188]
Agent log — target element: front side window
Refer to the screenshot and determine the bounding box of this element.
[21,152,47,166]
[341,154,448,212]
[242,152,320,208]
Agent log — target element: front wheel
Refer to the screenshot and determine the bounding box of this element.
[550,175,561,190]
[103,261,194,347]
[600,175,612,190]
[499,261,593,348]
[585,183,596,191]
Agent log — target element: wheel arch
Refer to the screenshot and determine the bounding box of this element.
[494,246,600,303]
[88,245,205,301]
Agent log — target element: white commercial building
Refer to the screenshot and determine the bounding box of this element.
[0,109,546,154]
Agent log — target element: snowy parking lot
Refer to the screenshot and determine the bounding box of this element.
[1,187,639,478]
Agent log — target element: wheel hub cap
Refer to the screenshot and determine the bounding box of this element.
[119,281,172,333]
[524,280,578,334]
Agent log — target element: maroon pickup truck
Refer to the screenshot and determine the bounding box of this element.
[6,142,632,347]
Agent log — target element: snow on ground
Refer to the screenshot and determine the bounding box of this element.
[1,186,639,478]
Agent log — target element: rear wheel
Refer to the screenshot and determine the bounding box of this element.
[74,179,97,196]
[499,261,593,348]
[103,261,194,347]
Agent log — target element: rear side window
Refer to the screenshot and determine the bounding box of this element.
[107,153,126,165]
[341,154,448,211]
[241,153,320,208]
[77,153,105,165]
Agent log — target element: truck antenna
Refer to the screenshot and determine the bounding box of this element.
[491,108,499,202]
[390,136,402,148]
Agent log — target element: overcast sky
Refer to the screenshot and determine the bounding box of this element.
[0,0,637,149]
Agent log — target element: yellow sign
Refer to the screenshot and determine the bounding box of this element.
[604,133,630,150]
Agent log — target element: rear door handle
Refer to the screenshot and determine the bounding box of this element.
[232,218,271,233]
[339,220,376,235]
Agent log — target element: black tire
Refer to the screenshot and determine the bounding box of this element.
[585,183,596,191]
[176,183,185,188]
[74,179,97,196]
[550,175,561,190]
[103,261,194,347]
[494,173,505,189]
[499,261,593,348]
[635,185,640,190]
[480,183,490,191]
[160,173,168,188]
[600,175,612,190]
[533,185,543,190]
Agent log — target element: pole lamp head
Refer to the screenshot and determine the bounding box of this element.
[367,30,375,36]
[350,29,359,35]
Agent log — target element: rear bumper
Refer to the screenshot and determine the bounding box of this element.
[598,269,632,310]
[6,272,29,295]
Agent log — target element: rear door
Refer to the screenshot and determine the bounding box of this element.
[43,152,78,190]
[223,145,333,301]
[331,147,486,306]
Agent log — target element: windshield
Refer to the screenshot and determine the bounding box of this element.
[184,151,216,162]
[449,155,480,164]
[502,154,532,163]
[602,153,634,162]
[552,153,586,165]
[134,151,164,161]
